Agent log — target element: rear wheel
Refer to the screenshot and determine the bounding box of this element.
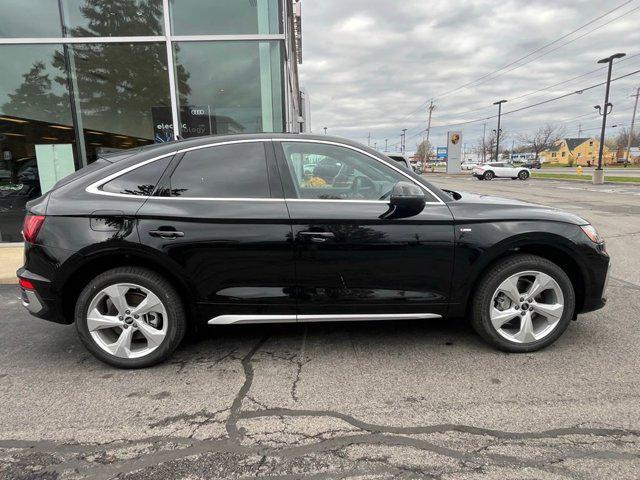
[518,170,530,180]
[75,267,186,368]
[483,171,495,180]
[471,255,575,353]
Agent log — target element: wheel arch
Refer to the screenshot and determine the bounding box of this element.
[58,247,200,327]
[463,237,587,319]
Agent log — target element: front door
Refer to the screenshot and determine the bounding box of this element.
[137,140,296,324]
[274,140,455,320]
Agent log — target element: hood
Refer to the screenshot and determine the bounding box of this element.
[446,191,589,226]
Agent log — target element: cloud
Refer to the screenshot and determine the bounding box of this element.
[300,0,640,153]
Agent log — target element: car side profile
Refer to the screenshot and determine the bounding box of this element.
[18,134,610,368]
[473,162,531,180]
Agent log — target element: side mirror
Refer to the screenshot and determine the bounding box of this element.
[384,181,427,218]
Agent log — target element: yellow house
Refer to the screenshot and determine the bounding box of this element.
[540,138,615,166]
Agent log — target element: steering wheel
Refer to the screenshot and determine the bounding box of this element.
[350,176,376,199]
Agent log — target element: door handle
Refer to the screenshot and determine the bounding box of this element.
[149,230,185,239]
[298,231,335,243]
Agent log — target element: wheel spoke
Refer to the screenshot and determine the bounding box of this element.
[107,327,134,358]
[103,284,130,315]
[527,272,553,299]
[499,276,522,303]
[130,291,163,317]
[490,307,519,330]
[513,312,537,343]
[87,309,122,332]
[136,321,165,348]
[532,302,563,321]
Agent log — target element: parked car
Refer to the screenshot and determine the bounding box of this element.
[385,154,412,171]
[524,159,542,169]
[18,134,610,368]
[473,162,531,181]
[461,161,477,171]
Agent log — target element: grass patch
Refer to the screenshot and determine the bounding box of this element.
[533,172,640,183]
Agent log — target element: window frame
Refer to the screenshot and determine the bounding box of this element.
[273,139,444,205]
[87,139,284,201]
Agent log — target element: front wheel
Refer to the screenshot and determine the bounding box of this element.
[518,170,530,180]
[75,267,186,368]
[471,255,575,353]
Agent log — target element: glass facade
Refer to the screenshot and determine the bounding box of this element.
[0,0,302,242]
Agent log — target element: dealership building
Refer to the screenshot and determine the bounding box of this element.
[0,0,304,242]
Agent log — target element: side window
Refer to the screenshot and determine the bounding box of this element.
[169,143,270,198]
[280,142,435,202]
[101,157,172,196]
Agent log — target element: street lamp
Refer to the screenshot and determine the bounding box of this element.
[593,52,626,184]
[493,100,507,161]
[323,127,327,135]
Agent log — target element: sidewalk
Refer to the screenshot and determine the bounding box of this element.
[0,244,22,285]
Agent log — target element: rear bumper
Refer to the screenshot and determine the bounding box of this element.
[17,267,69,324]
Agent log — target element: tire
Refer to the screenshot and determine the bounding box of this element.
[483,171,495,180]
[518,170,530,180]
[470,254,575,353]
[75,267,186,369]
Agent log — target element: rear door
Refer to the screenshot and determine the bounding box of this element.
[136,140,296,324]
[274,139,455,320]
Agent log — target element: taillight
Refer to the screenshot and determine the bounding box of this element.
[22,214,45,244]
[19,278,35,290]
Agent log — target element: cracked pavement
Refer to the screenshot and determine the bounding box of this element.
[1,177,639,479]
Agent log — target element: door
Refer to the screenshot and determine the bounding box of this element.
[136,140,296,323]
[275,140,455,320]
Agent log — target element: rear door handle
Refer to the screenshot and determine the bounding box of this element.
[298,231,335,243]
[149,230,185,239]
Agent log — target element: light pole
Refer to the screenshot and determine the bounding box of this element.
[401,128,407,154]
[385,139,388,152]
[323,127,327,135]
[493,100,507,161]
[593,52,626,184]
[625,86,640,165]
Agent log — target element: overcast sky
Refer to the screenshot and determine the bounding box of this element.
[299,0,640,154]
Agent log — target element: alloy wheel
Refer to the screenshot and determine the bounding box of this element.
[490,270,564,344]
[86,283,168,359]
[519,171,530,180]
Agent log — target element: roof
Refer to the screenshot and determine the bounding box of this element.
[565,138,592,151]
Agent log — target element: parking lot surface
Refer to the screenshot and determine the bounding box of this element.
[1,176,639,479]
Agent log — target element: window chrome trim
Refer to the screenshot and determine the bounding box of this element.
[86,137,445,206]
[208,313,442,325]
[0,35,286,45]
[273,138,446,206]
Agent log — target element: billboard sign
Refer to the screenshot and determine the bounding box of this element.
[446,131,463,174]
[436,147,448,159]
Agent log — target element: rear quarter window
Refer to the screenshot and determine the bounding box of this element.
[101,157,172,196]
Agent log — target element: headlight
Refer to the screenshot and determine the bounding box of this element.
[580,224,603,244]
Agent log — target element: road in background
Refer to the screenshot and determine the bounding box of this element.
[1,177,639,479]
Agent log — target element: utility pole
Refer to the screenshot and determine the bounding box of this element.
[578,124,583,137]
[625,86,640,164]
[493,100,507,161]
[367,132,371,147]
[385,139,388,152]
[424,100,435,170]
[594,52,626,184]
[401,128,407,154]
[323,127,327,135]
[482,122,487,163]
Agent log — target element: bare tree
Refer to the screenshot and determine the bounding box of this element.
[517,124,565,161]
[476,129,506,162]
[415,139,434,163]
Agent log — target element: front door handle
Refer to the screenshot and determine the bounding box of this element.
[298,231,335,243]
[149,230,185,239]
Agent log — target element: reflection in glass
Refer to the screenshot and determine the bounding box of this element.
[0,1,62,38]
[59,42,176,161]
[169,0,280,35]
[60,0,164,37]
[173,41,283,138]
[0,45,75,241]
[102,157,171,196]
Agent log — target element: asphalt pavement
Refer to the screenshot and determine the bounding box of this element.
[1,176,639,479]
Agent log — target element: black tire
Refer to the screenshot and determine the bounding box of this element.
[75,267,186,369]
[483,171,495,180]
[518,170,530,180]
[470,254,575,353]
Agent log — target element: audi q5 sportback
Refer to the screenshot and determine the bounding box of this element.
[18,134,610,368]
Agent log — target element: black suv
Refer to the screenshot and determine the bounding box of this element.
[18,134,610,368]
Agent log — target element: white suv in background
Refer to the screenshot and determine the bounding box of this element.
[473,162,531,181]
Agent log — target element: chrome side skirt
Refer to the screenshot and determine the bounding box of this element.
[208,313,441,325]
